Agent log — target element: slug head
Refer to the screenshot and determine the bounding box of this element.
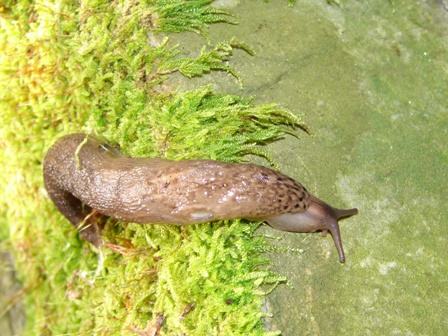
[308,197,358,262]
[266,196,358,262]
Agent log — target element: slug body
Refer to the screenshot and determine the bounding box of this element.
[43,134,358,262]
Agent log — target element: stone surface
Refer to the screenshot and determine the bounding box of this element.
[169,1,448,334]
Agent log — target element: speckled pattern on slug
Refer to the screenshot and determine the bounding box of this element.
[143,160,311,222]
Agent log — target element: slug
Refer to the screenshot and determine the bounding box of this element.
[43,134,358,262]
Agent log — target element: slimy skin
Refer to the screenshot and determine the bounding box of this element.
[43,134,358,262]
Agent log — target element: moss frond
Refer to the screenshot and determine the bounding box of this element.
[99,85,306,163]
[152,0,238,36]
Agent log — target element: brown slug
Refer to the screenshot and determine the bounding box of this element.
[43,133,358,262]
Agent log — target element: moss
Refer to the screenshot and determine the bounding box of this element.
[0,0,306,334]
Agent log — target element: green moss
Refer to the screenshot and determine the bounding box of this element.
[0,0,306,334]
[151,0,238,36]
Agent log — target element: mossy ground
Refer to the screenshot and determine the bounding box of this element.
[0,1,306,335]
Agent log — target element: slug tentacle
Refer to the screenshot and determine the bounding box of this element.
[43,133,358,262]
